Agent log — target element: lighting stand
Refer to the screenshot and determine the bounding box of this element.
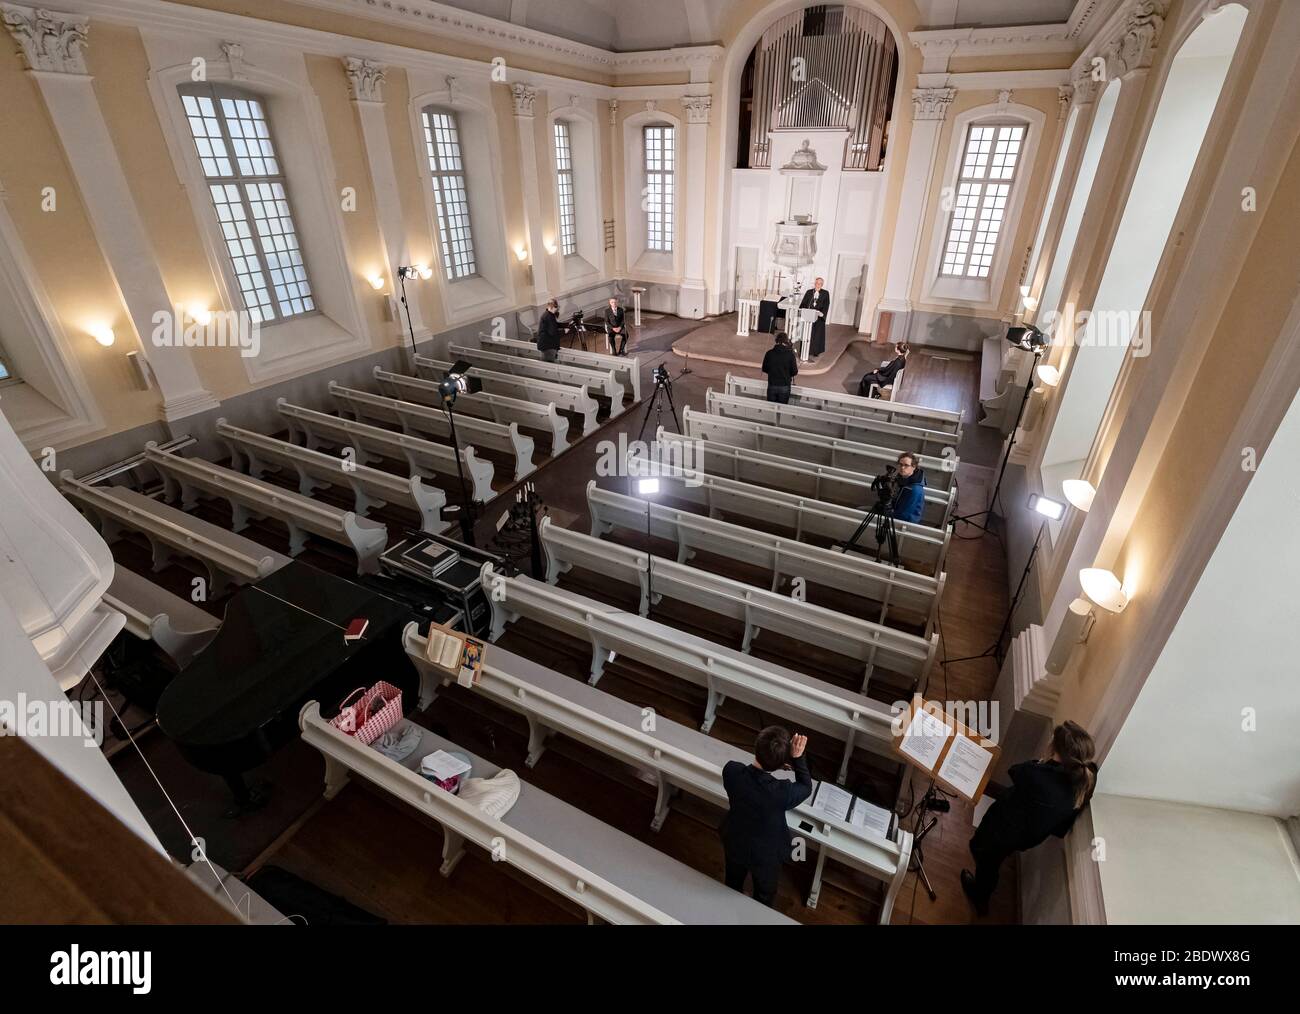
[439,395,479,547]
[950,345,1044,537]
[396,266,420,364]
[944,519,1045,669]
[636,368,681,443]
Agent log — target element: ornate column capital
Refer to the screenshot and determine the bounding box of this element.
[445,75,461,105]
[1057,84,1073,119]
[1071,73,1102,106]
[608,98,618,126]
[1105,0,1167,79]
[1,3,88,75]
[511,82,537,117]
[912,86,955,122]
[682,94,712,125]
[343,57,385,103]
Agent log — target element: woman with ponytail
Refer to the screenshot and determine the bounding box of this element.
[961,721,1098,916]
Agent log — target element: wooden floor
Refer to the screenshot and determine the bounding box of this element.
[96,315,1015,925]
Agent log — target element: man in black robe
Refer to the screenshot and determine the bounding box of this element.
[798,277,830,358]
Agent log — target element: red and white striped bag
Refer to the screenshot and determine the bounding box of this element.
[331,682,403,745]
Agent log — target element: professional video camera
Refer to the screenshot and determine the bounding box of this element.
[568,308,586,331]
[870,464,900,509]
[651,362,671,389]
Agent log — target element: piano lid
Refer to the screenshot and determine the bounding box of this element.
[156,561,411,751]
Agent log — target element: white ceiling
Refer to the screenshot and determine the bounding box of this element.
[428,0,1079,53]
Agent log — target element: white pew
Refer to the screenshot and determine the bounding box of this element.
[405,632,912,919]
[144,445,388,576]
[216,420,449,535]
[447,342,626,414]
[277,400,495,504]
[104,567,220,669]
[415,354,598,435]
[328,382,535,482]
[705,387,958,458]
[623,458,944,634]
[483,563,897,785]
[683,405,956,493]
[660,423,956,530]
[476,334,642,402]
[587,481,944,638]
[725,372,964,437]
[61,475,288,596]
[298,703,792,925]
[374,367,570,454]
[541,519,935,693]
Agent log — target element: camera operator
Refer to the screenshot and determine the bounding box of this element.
[761,331,799,403]
[536,298,564,362]
[889,451,926,523]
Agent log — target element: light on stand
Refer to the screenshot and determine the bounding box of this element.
[637,478,660,495]
[1028,494,1066,521]
[435,359,484,546]
[1062,479,1096,512]
[414,263,433,280]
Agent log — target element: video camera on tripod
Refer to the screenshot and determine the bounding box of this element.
[871,464,901,508]
[838,464,903,566]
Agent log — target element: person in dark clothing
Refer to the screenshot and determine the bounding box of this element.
[962,721,1098,916]
[721,725,811,907]
[798,278,830,358]
[536,298,564,362]
[761,331,799,403]
[604,297,628,356]
[858,341,910,397]
[890,451,926,524]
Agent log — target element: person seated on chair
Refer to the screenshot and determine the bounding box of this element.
[961,721,1098,917]
[721,725,811,908]
[604,296,628,356]
[761,331,799,403]
[890,451,926,523]
[858,341,909,398]
[536,298,564,363]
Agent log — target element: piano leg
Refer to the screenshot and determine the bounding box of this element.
[221,773,271,818]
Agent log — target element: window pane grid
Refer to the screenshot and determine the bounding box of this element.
[180,87,314,322]
[554,121,577,257]
[644,125,674,253]
[423,110,477,280]
[941,124,1025,279]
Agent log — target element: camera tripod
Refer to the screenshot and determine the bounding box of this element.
[636,366,682,442]
[838,495,902,567]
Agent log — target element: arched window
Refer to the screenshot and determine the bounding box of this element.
[644,125,675,253]
[420,108,478,280]
[939,122,1027,279]
[177,84,314,324]
[554,120,577,257]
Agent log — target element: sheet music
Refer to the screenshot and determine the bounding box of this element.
[849,799,893,838]
[897,706,952,771]
[937,733,995,800]
[811,781,853,822]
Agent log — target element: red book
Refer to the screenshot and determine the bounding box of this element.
[343,617,369,643]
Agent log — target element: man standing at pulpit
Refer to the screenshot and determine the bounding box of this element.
[799,277,830,358]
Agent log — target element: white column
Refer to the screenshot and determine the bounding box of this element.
[2,3,217,423]
[344,57,425,338]
[512,83,550,300]
[677,94,711,319]
[874,86,955,340]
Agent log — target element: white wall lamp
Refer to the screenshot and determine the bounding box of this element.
[543,238,558,256]
[1062,478,1097,513]
[1022,362,1061,432]
[1045,568,1130,675]
[87,323,115,348]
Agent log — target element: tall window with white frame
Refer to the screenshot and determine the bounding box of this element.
[178,84,314,323]
[0,341,14,384]
[422,108,478,280]
[644,124,675,253]
[940,123,1026,279]
[554,120,577,257]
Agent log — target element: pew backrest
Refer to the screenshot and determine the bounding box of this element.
[414,355,598,435]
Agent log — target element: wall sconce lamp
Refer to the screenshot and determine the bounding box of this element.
[543,239,557,256]
[88,323,115,347]
[1023,363,1061,432]
[187,305,214,327]
[1035,364,1060,387]
[1044,568,1130,675]
[403,263,433,281]
[367,274,386,291]
[1021,293,1039,312]
[1062,479,1097,513]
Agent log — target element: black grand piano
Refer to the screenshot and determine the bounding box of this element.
[155,561,417,811]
